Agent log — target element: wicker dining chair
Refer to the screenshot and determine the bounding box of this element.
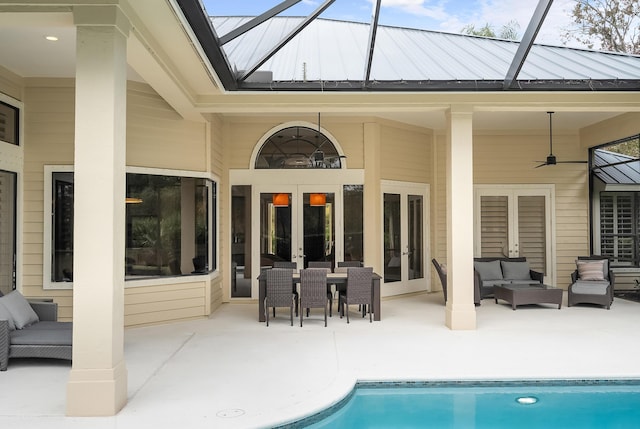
[299,268,329,327]
[271,261,298,315]
[308,261,335,316]
[339,267,373,323]
[264,268,296,326]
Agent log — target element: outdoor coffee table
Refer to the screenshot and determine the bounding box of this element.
[494,284,563,310]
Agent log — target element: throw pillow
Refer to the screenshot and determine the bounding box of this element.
[474,260,503,280]
[576,260,605,281]
[0,300,16,331]
[501,260,532,280]
[0,291,39,329]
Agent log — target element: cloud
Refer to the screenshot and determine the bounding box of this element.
[377,0,448,20]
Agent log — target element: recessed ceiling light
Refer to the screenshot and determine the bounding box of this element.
[45,36,59,42]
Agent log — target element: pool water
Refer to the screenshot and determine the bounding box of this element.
[297,381,640,428]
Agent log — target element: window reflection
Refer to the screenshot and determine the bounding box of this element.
[255,126,342,169]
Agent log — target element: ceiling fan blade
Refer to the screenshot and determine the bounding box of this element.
[556,160,588,164]
[534,163,548,168]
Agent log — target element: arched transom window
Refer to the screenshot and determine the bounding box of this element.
[255,126,343,169]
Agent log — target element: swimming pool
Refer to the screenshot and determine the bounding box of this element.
[286,380,640,428]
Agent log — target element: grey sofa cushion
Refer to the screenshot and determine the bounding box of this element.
[0,291,39,329]
[572,280,609,295]
[501,261,531,280]
[481,279,511,287]
[10,323,73,346]
[0,300,16,331]
[474,260,503,280]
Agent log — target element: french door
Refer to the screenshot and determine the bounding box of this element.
[251,184,341,297]
[381,181,429,295]
[474,185,555,283]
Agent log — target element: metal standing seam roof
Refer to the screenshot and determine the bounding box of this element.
[593,149,640,185]
[212,16,640,84]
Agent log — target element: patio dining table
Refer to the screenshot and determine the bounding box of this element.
[257,271,382,322]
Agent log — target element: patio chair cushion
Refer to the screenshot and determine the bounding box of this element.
[501,260,531,280]
[474,260,503,280]
[576,260,605,281]
[9,322,73,346]
[571,280,609,295]
[0,291,39,329]
[0,300,16,331]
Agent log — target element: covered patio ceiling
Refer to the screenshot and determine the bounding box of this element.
[177,0,640,92]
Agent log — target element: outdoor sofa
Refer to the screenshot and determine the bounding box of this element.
[474,257,544,302]
[0,290,72,371]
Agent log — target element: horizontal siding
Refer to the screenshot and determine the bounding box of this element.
[380,123,431,182]
[127,84,207,171]
[125,281,208,328]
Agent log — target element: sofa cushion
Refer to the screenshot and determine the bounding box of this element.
[571,280,609,295]
[481,279,510,287]
[577,260,606,281]
[0,300,16,331]
[501,260,531,280]
[0,291,39,329]
[9,323,73,346]
[474,260,503,280]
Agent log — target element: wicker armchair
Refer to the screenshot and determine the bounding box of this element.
[264,268,297,326]
[339,267,373,323]
[431,259,447,304]
[299,268,329,327]
[568,256,614,310]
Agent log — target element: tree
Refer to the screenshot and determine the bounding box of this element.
[461,20,520,40]
[563,0,640,54]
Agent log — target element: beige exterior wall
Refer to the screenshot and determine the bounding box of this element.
[18,79,216,326]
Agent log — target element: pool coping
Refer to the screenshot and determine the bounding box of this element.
[275,378,640,428]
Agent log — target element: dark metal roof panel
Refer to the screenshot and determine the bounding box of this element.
[593,150,640,185]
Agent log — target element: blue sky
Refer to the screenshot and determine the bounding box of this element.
[202,0,580,47]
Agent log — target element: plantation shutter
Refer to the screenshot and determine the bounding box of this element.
[518,196,546,274]
[480,196,508,257]
[600,193,637,265]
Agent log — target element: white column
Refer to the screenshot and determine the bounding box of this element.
[363,122,381,272]
[66,5,130,416]
[445,106,477,330]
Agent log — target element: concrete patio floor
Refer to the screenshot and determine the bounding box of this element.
[2,291,640,429]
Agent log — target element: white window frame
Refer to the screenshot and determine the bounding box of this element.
[0,93,23,293]
[43,165,220,290]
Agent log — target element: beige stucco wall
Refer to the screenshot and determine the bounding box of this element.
[18,79,218,326]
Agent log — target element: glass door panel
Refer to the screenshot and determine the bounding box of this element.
[260,192,293,265]
[382,182,429,295]
[407,194,424,281]
[302,192,335,268]
[384,193,401,283]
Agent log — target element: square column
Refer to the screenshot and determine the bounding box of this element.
[445,107,477,330]
[66,6,130,416]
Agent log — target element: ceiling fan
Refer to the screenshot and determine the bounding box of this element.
[535,112,589,168]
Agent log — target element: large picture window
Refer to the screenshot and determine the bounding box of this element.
[46,168,217,287]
